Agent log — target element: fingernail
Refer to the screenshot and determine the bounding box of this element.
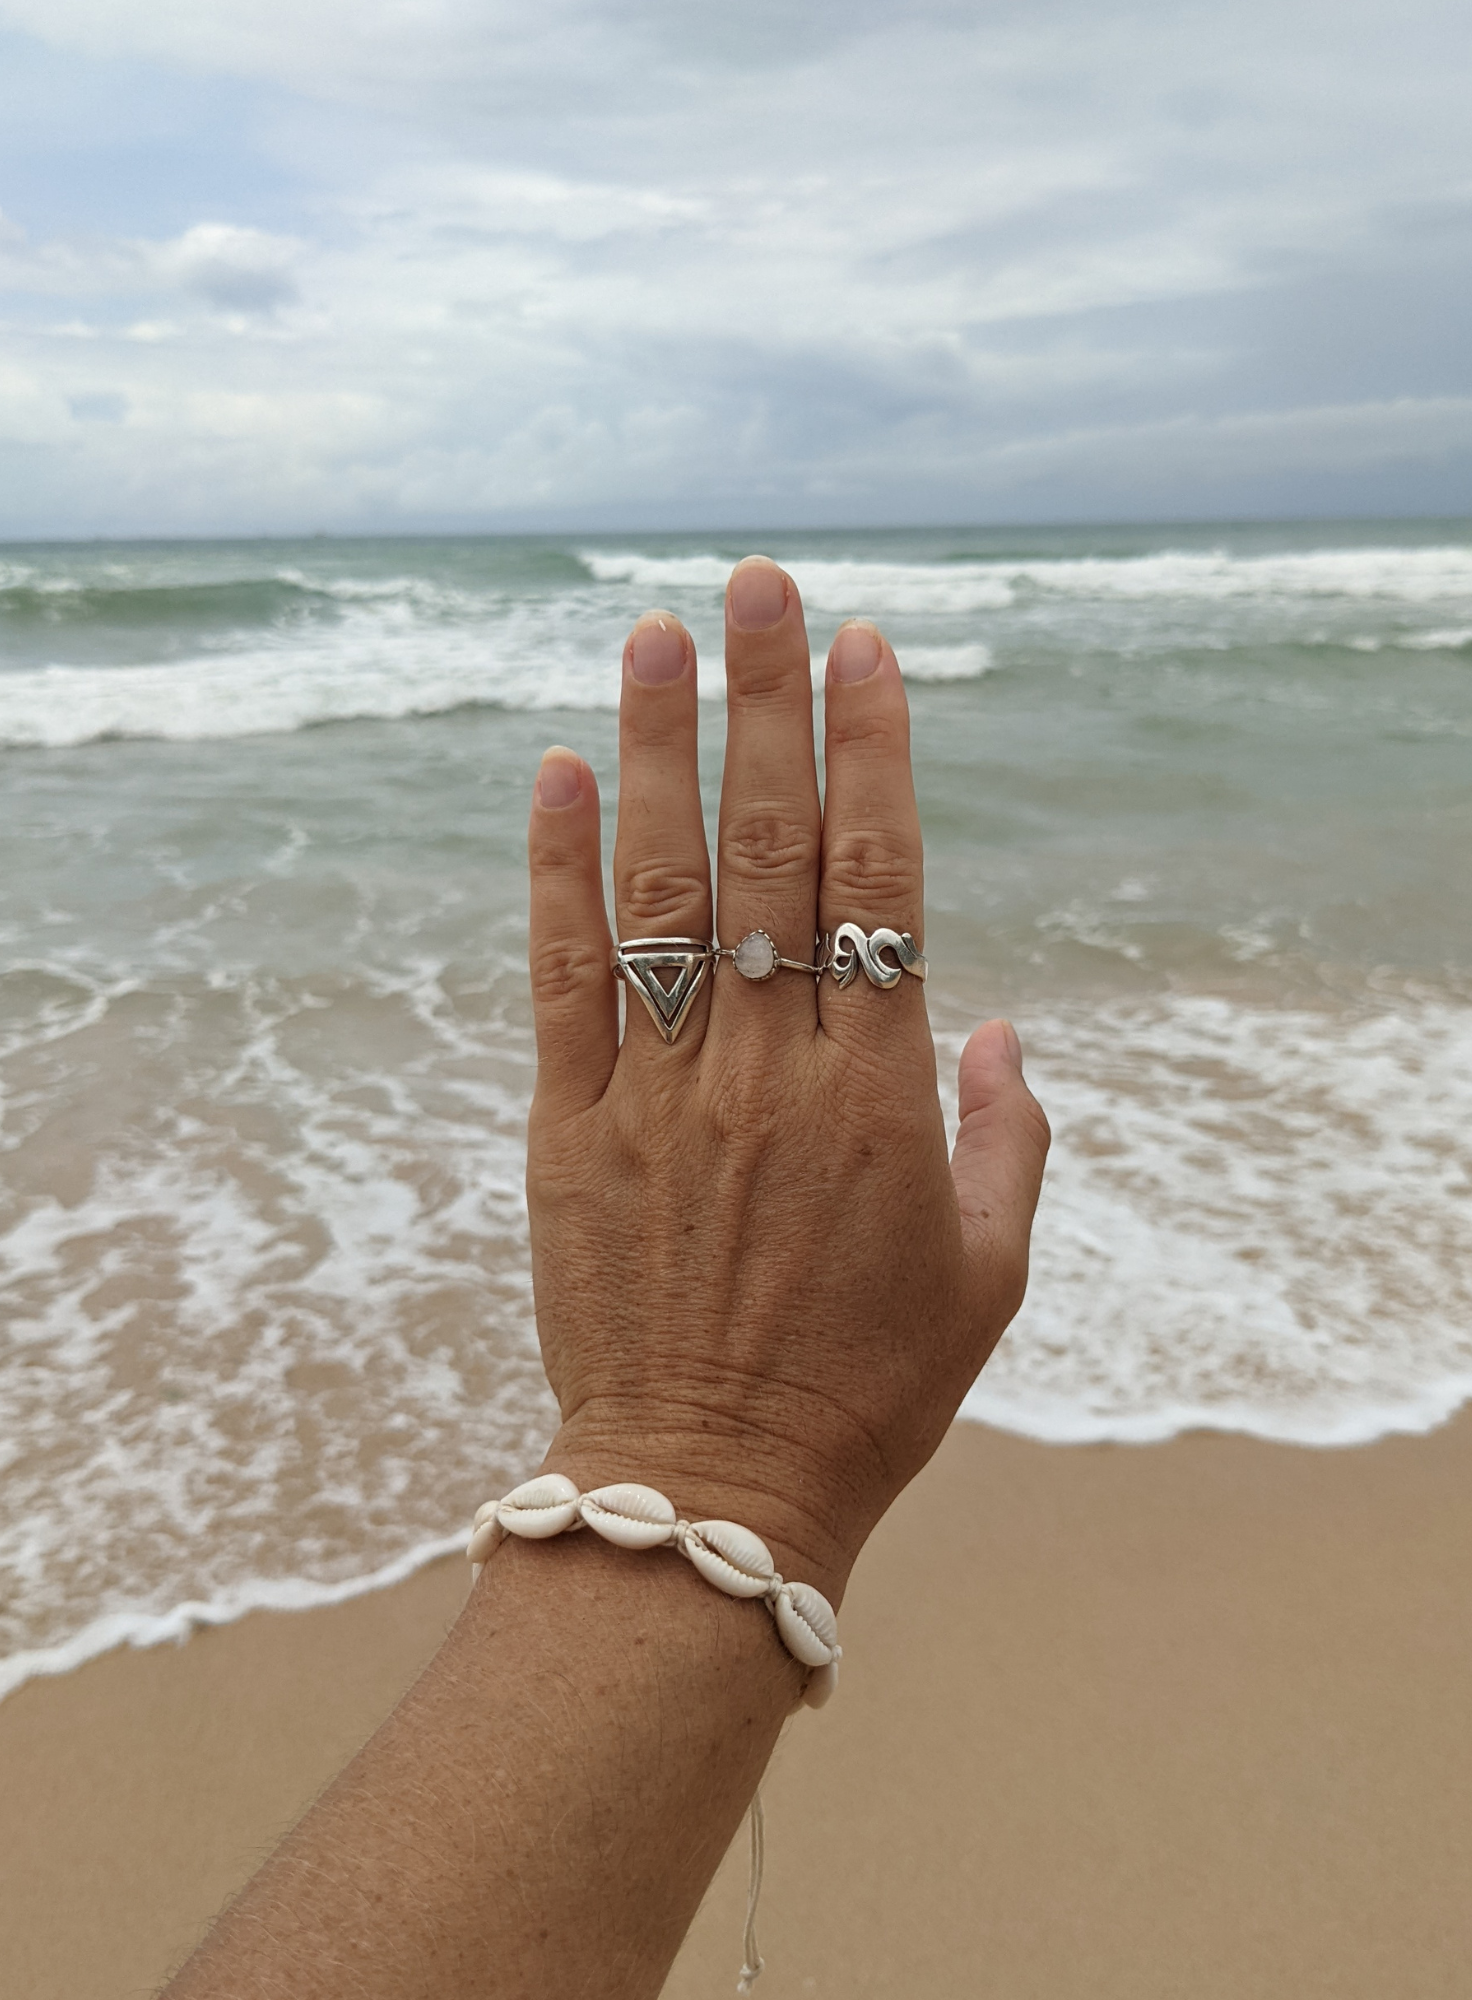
[728,558,788,632]
[629,614,688,685]
[997,1019,1023,1068]
[536,748,582,809]
[830,622,881,683]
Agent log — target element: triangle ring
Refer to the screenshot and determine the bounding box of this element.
[611,937,717,1045]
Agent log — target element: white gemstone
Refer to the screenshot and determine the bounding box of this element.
[734,931,777,980]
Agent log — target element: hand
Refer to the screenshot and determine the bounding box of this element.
[525,558,1049,1600]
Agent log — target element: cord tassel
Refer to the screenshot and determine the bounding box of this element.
[736,1788,766,1994]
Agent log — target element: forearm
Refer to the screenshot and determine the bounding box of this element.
[165,1461,822,2000]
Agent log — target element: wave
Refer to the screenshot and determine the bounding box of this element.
[4,537,1471,747]
[582,543,1472,612]
[0,615,995,749]
[582,550,1017,613]
[0,566,485,634]
[894,642,994,680]
[1395,626,1472,652]
[0,1531,467,1703]
[0,622,622,748]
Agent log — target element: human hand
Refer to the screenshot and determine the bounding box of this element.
[524,558,1049,1602]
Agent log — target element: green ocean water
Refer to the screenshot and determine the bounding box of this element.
[2,521,1471,1690]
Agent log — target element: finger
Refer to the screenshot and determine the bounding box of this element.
[950,1020,1051,1344]
[612,611,713,1056]
[713,558,822,1030]
[817,621,926,1041]
[527,748,618,1116]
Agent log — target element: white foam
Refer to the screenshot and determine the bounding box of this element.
[0,956,558,1701]
[0,1531,467,1703]
[897,642,995,681]
[945,995,1472,1445]
[0,599,623,746]
[582,550,1018,615]
[584,543,1472,611]
[1395,626,1472,651]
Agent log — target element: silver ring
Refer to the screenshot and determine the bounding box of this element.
[611,937,715,1044]
[715,930,826,982]
[826,923,927,989]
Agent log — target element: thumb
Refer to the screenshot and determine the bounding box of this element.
[950,1019,1051,1321]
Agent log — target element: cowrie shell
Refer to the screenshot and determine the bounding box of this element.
[496,1473,581,1539]
[773,1581,839,1667]
[580,1483,678,1550]
[466,1514,505,1564]
[802,1656,841,1709]
[684,1520,776,1599]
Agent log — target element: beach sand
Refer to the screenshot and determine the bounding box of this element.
[3,1417,1469,1999]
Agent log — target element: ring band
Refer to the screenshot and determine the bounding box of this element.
[611,937,715,1043]
[716,930,826,982]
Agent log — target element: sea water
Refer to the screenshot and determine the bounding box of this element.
[2,521,1470,1694]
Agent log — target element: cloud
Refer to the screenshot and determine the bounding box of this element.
[0,1,1470,532]
[0,217,301,314]
[152,223,301,313]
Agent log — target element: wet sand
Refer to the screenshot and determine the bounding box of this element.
[3,1416,1470,1999]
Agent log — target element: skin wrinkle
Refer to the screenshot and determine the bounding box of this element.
[160,566,1045,2000]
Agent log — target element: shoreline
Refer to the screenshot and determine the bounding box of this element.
[5,1415,1472,1998]
[11,1381,1472,1708]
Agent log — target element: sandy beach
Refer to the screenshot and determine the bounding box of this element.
[3,1415,1469,1999]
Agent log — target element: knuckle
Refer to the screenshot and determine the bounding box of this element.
[728,648,808,704]
[529,935,608,1008]
[721,803,819,887]
[820,828,919,910]
[826,703,906,757]
[618,858,710,929]
[705,1064,779,1156]
[623,703,692,752]
[986,1242,1031,1326]
[833,1057,936,1154]
[1019,1089,1052,1166]
[530,834,590,881]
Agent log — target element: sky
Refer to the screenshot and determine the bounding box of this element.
[0,0,1469,536]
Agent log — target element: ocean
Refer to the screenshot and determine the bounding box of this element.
[2,520,1470,1698]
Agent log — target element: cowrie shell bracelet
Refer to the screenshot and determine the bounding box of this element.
[467,1473,842,1708]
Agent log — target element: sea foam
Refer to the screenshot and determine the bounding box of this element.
[4,975,1470,1700]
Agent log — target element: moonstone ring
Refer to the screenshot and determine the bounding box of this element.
[718,930,827,981]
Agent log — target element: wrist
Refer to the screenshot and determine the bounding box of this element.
[542,1402,868,1606]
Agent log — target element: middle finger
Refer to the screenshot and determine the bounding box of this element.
[712,558,822,1031]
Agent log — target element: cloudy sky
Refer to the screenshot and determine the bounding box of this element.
[0,0,1469,536]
